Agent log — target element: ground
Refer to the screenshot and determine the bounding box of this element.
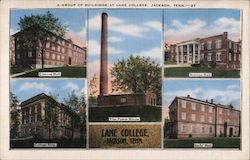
[164,137,240,148]
[11,66,86,78]
[164,67,240,78]
[89,105,162,122]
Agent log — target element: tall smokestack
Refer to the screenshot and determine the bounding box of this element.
[100,12,108,95]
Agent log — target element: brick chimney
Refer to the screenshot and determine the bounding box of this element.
[100,12,108,95]
[187,95,190,98]
[211,99,213,103]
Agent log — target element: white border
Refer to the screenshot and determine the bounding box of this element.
[0,0,249,160]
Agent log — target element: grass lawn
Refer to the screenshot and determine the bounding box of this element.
[10,138,86,148]
[164,137,240,148]
[10,66,32,74]
[14,66,86,78]
[89,105,162,122]
[164,67,240,78]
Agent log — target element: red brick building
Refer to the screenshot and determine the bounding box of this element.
[20,93,81,139]
[168,95,240,138]
[12,26,86,69]
[166,32,241,69]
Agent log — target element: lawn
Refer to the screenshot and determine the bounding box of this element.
[10,138,86,148]
[10,66,32,74]
[89,105,162,122]
[13,66,86,78]
[164,137,240,148]
[164,67,240,78]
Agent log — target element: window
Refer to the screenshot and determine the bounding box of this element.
[219,108,222,114]
[227,110,230,116]
[216,39,222,49]
[52,45,55,50]
[182,100,186,108]
[238,54,241,61]
[62,55,64,60]
[207,53,212,61]
[17,44,20,49]
[57,55,60,60]
[209,127,213,134]
[201,126,205,134]
[229,53,232,61]
[51,54,55,60]
[181,124,186,133]
[200,115,205,122]
[62,47,65,53]
[57,46,60,52]
[181,112,186,120]
[120,97,127,103]
[207,41,212,50]
[209,117,212,123]
[192,125,196,133]
[191,114,196,121]
[28,51,33,57]
[234,43,237,52]
[229,41,232,49]
[201,53,205,60]
[191,103,196,110]
[17,54,21,59]
[216,52,221,61]
[201,105,205,112]
[209,107,212,113]
[219,117,222,124]
[46,42,50,48]
[46,52,50,59]
[234,53,237,61]
[201,43,204,50]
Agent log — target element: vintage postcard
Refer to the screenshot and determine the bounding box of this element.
[163,80,241,148]
[10,79,87,148]
[164,9,241,78]
[87,9,162,122]
[10,9,87,78]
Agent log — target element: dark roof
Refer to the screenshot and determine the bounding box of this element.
[175,96,240,112]
[20,93,79,117]
[12,25,86,50]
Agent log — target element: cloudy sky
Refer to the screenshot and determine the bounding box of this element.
[10,79,86,104]
[10,9,86,47]
[164,9,241,44]
[163,80,241,119]
[88,9,162,95]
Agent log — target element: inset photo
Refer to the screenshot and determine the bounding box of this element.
[87,9,162,122]
[163,80,241,148]
[164,9,241,78]
[10,9,87,78]
[10,79,87,148]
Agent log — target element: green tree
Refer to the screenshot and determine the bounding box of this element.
[64,91,86,139]
[10,92,20,138]
[48,92,59,101]
[88,74,98,105]
[18,11,67,69]
[110,55,162,104]
[43,104,58,140]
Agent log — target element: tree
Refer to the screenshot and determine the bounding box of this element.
[110,55,162,104]
[64,91,86,139]
[43,104,58,140]
[88,74,98,105]
[48,92,59,101]
[10,92,20,138]
[18,11,67,69]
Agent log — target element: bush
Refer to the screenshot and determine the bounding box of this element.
[188,134,192,138]
[209,61,217,68]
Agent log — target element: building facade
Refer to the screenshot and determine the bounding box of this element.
[168,95,240,139]
[20,93,81,139]
[12,26,86,69]
[166,32,241,69]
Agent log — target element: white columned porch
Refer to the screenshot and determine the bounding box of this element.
[187,44,190,64]
[181,45,184,64]
[198,43,200,63]
[176,45,179,64]
[192,43,195,64]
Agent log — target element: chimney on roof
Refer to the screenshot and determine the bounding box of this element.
[206,100,208,103]
[223,32,228,37]
[187,95,190,98]
[100,12,109,96]
[211,99,214,103]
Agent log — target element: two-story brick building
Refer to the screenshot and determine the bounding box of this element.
[168,95,240,138]
[20,93,81,139]
[166,32,241,69]
[11,25,86,69]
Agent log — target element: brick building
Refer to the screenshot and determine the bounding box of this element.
[20,93,81,139]
[168,95,240,139]
[12,25,86,69]
[166,32,241,69]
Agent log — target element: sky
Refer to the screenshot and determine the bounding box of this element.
[87,9,162,95]
[10,79,86,104]
[10,9,87,47]
[163,80,241,119]
[164,9,241,44]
